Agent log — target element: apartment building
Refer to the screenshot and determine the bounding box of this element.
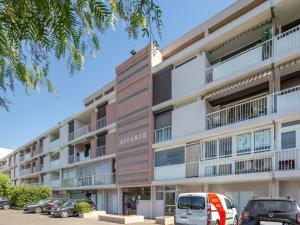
[151,0,300,217]
[1,0,300,219]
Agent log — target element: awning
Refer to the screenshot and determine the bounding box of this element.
[204,70,272,99]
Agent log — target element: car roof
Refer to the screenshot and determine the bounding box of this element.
[178,192,226,197]
[249,197,294,201]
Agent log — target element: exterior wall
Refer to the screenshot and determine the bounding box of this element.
[107,102,116,125]
[106,132,116,155]
[115,45,154,186]
[59,125,69,146]
[60,147,69,166]
[43,137,51,152]
[90,111,97,131]
[172,101,205,138]
[172,53,206,98]
[90,138,97,158]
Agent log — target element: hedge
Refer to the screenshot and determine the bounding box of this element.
[9,184,51,208]
[75,201,91,214]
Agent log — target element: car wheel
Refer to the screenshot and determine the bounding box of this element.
[60,210,69,218]
[2,204,10,210]
[233,216,238,225]
[34,207,42,214]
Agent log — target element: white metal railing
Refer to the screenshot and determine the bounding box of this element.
[62,178,76,187]
[206,39,272,82]
[154,126,172,143]
[97,145,106,157]
[77,176,93,186]
[50,138,60,150]
[94,173,115,185]
[274,25,300,56]
[206,25,300,83]
[206,95,269,130]
[155,149,300,181]
[97,117,107,129]
[0,163,9,170]
[206,85,300,130]
[74,124,91,139]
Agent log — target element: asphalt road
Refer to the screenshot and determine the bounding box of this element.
[0,210,155,225]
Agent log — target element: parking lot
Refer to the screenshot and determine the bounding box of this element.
[0,210,155,225]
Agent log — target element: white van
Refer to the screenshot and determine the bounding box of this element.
[176,193,238,225]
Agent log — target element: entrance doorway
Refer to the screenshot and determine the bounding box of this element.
[122,187,151,215]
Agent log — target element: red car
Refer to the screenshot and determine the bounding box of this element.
[43,198,68,214]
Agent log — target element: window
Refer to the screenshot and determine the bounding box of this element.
[205,165,217,177]
[205,140,217,159]
[84,149,90,157]
[155,147,185,167]
[153,66,172,105]
[225,198,232,209]
[219,164,232,176]
[177,196,205,210]
[281,131,296,149]
[219,137,232,157]
[255,129,271,152]
[237,133,251,154]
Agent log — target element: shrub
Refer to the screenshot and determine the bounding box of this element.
[9,184,51,208]
[0,172,13,198]
[75,201,91,214]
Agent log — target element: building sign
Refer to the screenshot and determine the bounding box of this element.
[119,132,147,146]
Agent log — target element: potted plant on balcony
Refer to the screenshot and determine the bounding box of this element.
[262,27,272,60]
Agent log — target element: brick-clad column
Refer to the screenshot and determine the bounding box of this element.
[90,110,98,131]
[106,102,116,125]
[90,138,97,158]
[35,142,40,155]
[106,133,116,155]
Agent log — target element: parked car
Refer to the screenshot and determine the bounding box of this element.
[176,193,238,225]
[239,197,300,225]
[50,199,96,218]
[43,198,68,214]
[23,198,67,214]
[0,197,11,210]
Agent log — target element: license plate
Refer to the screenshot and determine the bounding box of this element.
[260,221,282,225]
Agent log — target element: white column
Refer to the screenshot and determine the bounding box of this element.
[269,179,279,197]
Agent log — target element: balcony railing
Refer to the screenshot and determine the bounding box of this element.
[24,153,31,161]
[97,145,106,157]
[97,117,107,129]
[206,95,269,130]
[62,173,115,187]
[154,126,172,143]
[50,138,60,150]
[74,124,91,139]
[94,173,115,185]
[206,24,300,83]
[19,155,24,162]
[155,148,300,181]
[207,85,300,130]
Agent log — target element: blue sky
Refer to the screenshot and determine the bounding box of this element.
[0,0,235,150]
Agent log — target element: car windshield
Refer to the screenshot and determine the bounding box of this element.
[63,200,74,207]
[37,199,49,204]
[248,200,298,215]
[178,196,206,210]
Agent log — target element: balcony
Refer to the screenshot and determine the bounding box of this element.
[73,124,91,139]
[206,25,300,83]
[20,168,31,176]
[19,155,24,162]
[24,152,31,161]
[62,178,76,187]
[97,145,106,157]
[97,117,107,129]
[50,159,60,169]
[206,85,300,130]
[0,163,9,170]
[94,173,115,185]
[51,180,61,188]
[154,126,172,143]
[50,138,60,150]
[154,148,300,181]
